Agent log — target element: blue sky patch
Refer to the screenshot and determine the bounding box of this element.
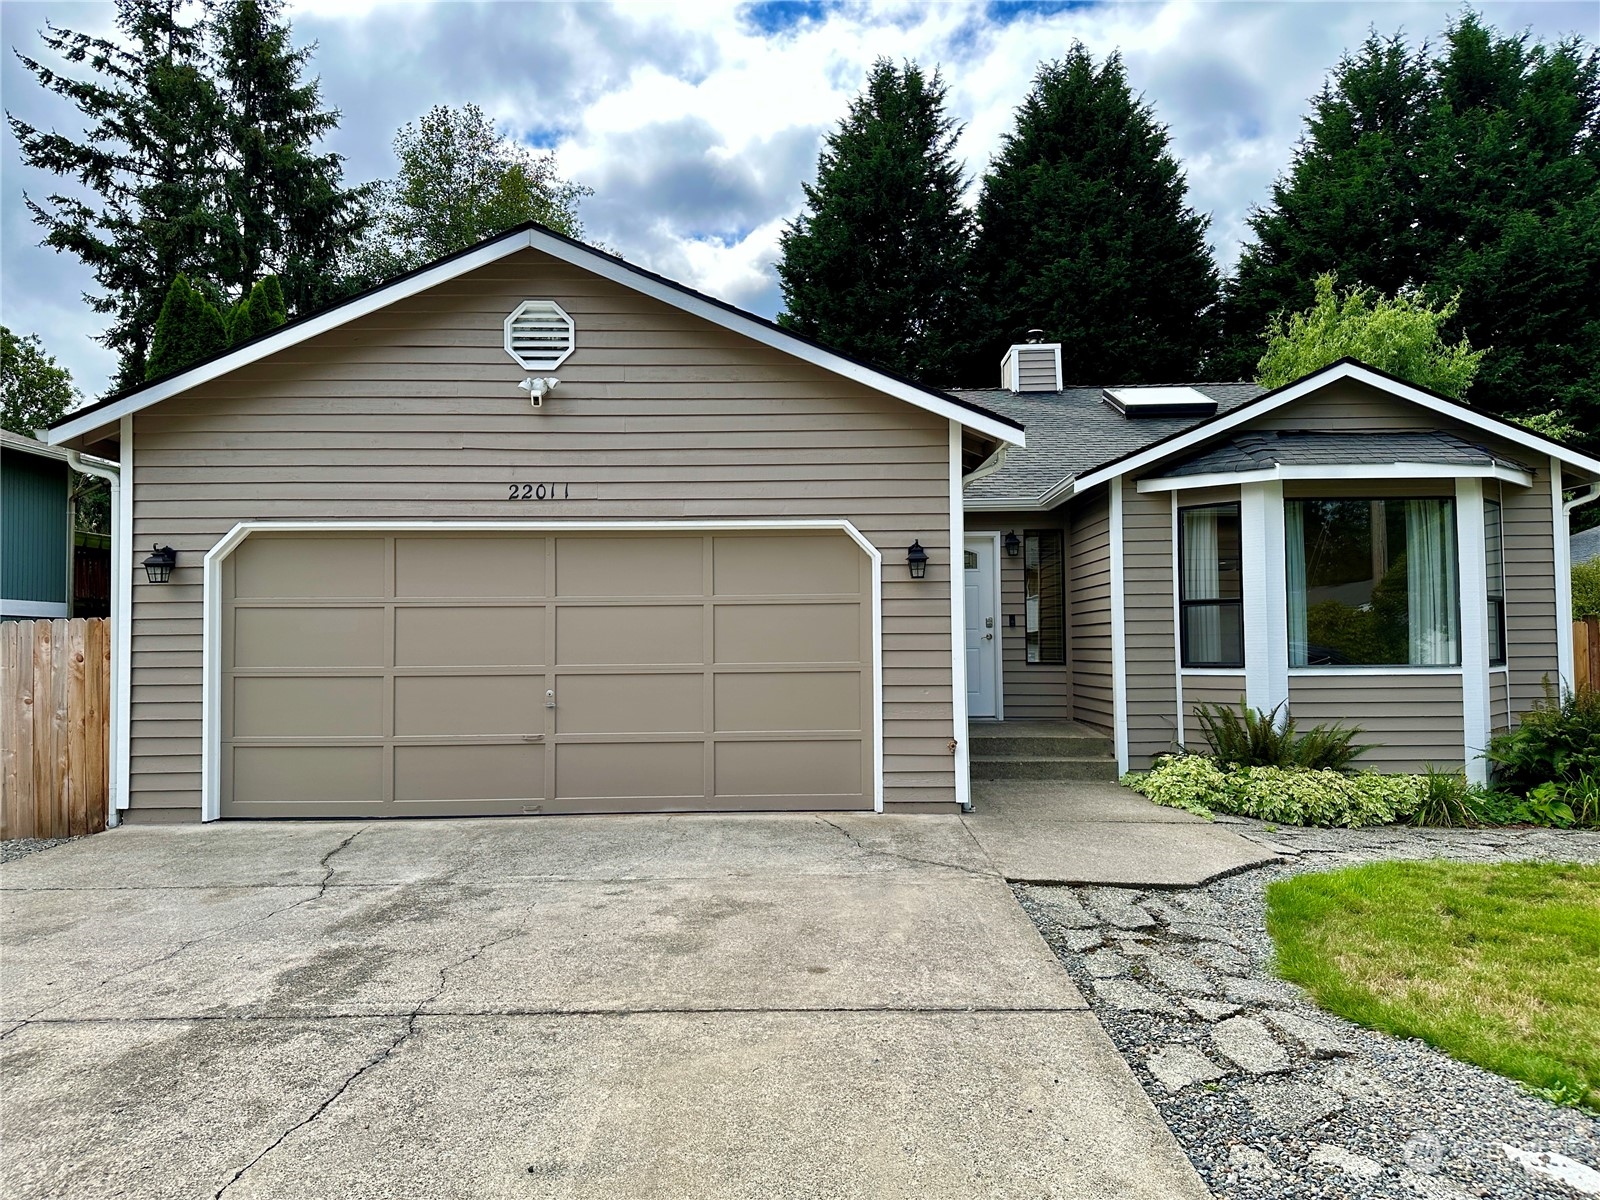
[984,0,1098,25]
[738,2,842,36]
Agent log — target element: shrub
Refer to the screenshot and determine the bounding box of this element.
[1485,683,1600,797]
[1407,767,1480,827]
[1193,699,1370,771]
[1125,756,1423,827]
[1574,559,1600,621]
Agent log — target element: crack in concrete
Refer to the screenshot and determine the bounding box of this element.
[2,829,370,1038]
[212,918,529,1199]
[814,817,996,880]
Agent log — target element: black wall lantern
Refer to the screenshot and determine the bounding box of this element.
[142,544,177,584]
[1004,530,1021,558]
[906,540,929,580]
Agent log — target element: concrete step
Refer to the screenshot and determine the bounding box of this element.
[970,756,1121,782]
[969,734,1115,758]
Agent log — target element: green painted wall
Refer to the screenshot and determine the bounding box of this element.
[2,446,71,608]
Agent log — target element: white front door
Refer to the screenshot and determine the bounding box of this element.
[964,536,999,718]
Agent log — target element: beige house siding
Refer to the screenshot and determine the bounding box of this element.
[1249,379,1434,432]
[1123,478,1178,768]
[1499,467,1559,717]
[126,247,958,818]
[1181,673,1247,748]
[1068,486,1112,731]
[1490,670,1511,735]
[966,511,1072,720]
[1288,673,1465,771]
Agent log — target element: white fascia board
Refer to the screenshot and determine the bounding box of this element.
[1076,361,1600,493]
[963,472,1077,514]
[948,422,973,810]
[1137,462,1534,493]
[49,226,1025,450]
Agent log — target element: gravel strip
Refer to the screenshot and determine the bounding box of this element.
[1017,823,1600,1200]
[0,837,83,863]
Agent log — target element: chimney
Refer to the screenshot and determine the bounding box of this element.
[1001,331,1062,392]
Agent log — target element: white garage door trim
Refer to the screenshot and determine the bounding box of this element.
[200,519,886,821]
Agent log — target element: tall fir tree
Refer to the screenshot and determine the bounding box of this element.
[10,0,225,391]
[1220,14,1600,448]
[971,46,1221,386]
[776,59,975,385]
[145,274,229,381]
[209,0,368,316]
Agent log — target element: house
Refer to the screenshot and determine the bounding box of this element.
[1,430,112,620]
[957,348,1600,783]
[1573,526,1600,566]
[44,223,1023,824]
[42,223,1599,826]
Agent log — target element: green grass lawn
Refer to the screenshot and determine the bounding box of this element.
[1266,861,1600,1111]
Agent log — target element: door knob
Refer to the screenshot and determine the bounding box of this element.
[983,633,993,641]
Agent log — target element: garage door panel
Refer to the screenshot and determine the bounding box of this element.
[231,745,383,806]
[556,605,702,665]
[555,673,703,735]
[234,537,385,599]
[715,740,862,798]
[394,675,544,737]
[714,672,860,732]
[232,676,384,738]
[396,537,545,598]
[714,603,860,664]
[555,741,704,800]
[556,536,702,597]
[395,605,544,667]
[233,606,386,668]
[394,743,542,803]
[713,534,861,597]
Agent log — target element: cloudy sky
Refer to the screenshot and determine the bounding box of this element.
[1,0,1591,398]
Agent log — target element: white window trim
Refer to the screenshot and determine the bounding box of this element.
[1138,461,1534,492]
[1289,666,1464,677]
[1456,478,1492,785]
[1239,482,1289,720]
[47,227,1025,450]
[949,422,973,809]
[200,518,887,822]
[1553,458,1575,691]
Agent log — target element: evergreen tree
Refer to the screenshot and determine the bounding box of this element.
[352,104,591,283]
[146,274,229,380]
[225,275,289,344]
[776,59,975,384]
[209,0,369,315]
[1,327,81,435]
[10,0,225,391]
[1220,15,1600,448]
[971,46,1221,385]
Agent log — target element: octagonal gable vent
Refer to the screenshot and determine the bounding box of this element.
[504,300,575,371]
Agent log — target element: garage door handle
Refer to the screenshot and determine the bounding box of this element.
[545,689,556,709]
[522,735,544,742]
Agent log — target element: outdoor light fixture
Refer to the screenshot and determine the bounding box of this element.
[906,540,929,580]
[1004,530,1021,558]
[142,544,177,584]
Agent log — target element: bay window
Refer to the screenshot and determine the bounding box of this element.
[1179,503,1244,668]
[1286,497,1460,667]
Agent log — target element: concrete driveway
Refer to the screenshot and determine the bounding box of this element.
[0,813,1208,1199]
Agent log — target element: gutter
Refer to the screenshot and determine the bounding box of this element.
[961,444,1007,488]
[1564,481,1600,518]
[62,450,125,828]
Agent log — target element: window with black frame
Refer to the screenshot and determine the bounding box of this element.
[1179,503,1244,668]
[1024,530,1065,664]
[1485,498,1506,666]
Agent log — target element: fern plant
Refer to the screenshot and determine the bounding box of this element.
[1193,698,1370,772]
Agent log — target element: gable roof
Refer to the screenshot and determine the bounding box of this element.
[46,221,1024,448]
[965,358,1599,510]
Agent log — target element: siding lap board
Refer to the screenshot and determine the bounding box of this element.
[129,248,955,816]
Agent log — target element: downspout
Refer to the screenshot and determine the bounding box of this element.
[961,443,1007,488]
[1564,481,1600,520]
[63,450,124,828]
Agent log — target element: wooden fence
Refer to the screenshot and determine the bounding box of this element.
[1,618,109,840]
[1577,617,1600,693]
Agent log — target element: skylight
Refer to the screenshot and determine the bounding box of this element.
[1102,387,1218,418]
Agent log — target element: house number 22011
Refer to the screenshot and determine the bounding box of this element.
[508,483,569,500]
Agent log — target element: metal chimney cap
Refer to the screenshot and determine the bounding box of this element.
[1026,328,1045,343]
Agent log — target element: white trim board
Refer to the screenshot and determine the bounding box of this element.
[1138,462,1534,492]
[1553,458,1574,691]
[199,518,890,822]
[0,599,71,618]
[49,227,1025,449]
[1109,481,1129,775]
[948,422,973,811]
[1456,477,1492,785]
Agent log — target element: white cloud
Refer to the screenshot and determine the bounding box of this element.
[1,0,1587,398]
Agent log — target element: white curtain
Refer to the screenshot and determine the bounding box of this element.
[1183,508,1222,662]
[1285,501,1308,667]
[1405,499,1460,665]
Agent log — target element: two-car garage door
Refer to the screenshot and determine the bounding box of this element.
[220,531,872,817]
